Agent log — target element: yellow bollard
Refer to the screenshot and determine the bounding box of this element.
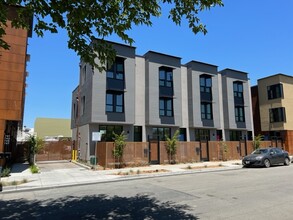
[72,150,77,161]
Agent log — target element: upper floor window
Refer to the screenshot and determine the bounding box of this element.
[106,57,124,80]
[81,96,86,115]
[159,98,173,117]
[233,81,243,98]
[267,84,283,100]
[81,65,86,85]
[200,75,212,93]
[106,91,124,113]
[201,102,213,120]
[159,67,173,88]
[73,103,77,120]
[235,106,245,122]
[269,107,286,123]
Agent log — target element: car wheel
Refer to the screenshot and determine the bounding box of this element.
[264,159,271,168]
[284,157,290,166]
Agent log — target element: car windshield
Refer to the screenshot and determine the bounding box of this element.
[252,149,268,155]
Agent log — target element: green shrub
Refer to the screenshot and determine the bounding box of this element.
[30,165,39,174]
[1,167,11,177]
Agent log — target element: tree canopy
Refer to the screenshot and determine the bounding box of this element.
[0,0,223,70]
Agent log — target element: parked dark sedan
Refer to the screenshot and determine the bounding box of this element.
[242,147,291,168]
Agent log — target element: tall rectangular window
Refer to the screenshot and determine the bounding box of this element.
[106,92,124,113]
[159,67,173,88]
[233,81,243,98]
[201,102,213,120]
[106,57,124,80]
[269,107,286,123]
[81,65,86,85]
[235,106,245,122]
[81,96,86,115]
[134,126,142,142]
[200,75,212,93]
[159,98,173,117]
[267,84,283,100]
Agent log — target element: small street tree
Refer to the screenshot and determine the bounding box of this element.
[165,130,180,164]
[26,135,44,165]
[220,141,229,161]
[253,134,264,150]
[112,131,127,168]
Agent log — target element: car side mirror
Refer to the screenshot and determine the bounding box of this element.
[270,152,274,155]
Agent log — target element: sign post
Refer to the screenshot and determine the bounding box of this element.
[92,132,102,166]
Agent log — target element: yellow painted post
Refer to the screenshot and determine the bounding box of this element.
[72,150,77,161]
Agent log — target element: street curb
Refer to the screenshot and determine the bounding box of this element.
[70,160,93,170]
[0,165,243,194]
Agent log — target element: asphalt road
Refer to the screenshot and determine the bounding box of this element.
[1,165,293,220]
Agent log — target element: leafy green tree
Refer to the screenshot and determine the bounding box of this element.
[26,135,44,165]
[253,134,264,150]
[112,131,127,168]
[165,129,180,164]
[0,0,223,70]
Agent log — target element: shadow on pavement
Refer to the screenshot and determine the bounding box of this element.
[0,194,198,219]
[10,163,30,173]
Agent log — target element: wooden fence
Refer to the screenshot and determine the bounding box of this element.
[96,140,275,168]
[36,141,72,161]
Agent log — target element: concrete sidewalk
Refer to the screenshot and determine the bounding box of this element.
[0,160,243,193]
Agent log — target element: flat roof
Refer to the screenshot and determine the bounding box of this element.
[186,60,218,68]
[257,73,293,81]
[220,68,248,75]
[144,50,181,60]
[92,38,136,49]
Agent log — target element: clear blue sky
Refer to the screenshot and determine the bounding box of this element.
[24,0,293,128]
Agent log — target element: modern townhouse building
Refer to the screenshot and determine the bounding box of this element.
[252,74,293,154]
[71,41,254,161]
[144,51,183,141]
[186,61,222,142]
[0,5,32,166]
[220,69,254,141]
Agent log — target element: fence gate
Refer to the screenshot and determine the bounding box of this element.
[149,140,160,164]
[239,139,247,157]
[200,140,209,161]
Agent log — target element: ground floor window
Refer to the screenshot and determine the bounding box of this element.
[134,126,142,142]
[216,130,222,141]
[229,130,242,141]
[179,128,186,141]
[99,125,123,141]
[195,129,210,141]
[152,127,171,140]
